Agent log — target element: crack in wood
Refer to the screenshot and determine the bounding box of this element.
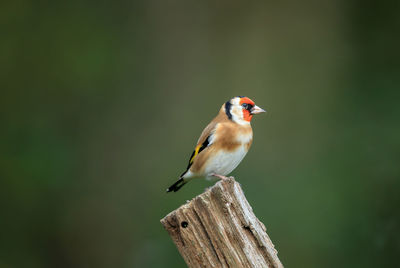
[161,177,283,268]
[193,206,228,267]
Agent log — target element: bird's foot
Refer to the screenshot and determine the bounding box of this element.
[210,173,230,181]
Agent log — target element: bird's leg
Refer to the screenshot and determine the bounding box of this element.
[210,173,230,181]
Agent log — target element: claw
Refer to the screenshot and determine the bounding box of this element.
[210,173,230,181]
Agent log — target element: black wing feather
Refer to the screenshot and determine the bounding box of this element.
[180,135,211,177]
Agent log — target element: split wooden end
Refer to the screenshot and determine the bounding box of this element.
[161,178,283,268]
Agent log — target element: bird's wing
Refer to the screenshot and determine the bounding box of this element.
[181,122,217,175]
[195,105,228,145]
[180,106,229,177]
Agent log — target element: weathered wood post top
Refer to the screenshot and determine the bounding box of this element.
[161,177,283,268]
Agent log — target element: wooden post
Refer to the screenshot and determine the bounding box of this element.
[161,177,283,268]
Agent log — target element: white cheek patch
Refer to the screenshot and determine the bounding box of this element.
[232,108,250,125]
[229,97,250,125]
[231,106,241,121]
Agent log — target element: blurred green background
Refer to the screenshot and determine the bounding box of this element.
[1,0,399,267]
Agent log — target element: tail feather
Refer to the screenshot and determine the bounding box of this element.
[167,178,187,193]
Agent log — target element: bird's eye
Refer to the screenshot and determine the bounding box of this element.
[242,103,248,109]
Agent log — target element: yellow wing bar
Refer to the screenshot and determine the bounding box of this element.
[190,144,202,164]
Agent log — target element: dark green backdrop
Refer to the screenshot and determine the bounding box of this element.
[1,0,399,267]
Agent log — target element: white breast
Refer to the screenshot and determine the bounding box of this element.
[204,132,252,178]
[204,145,248,177]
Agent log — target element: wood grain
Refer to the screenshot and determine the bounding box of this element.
[161,178,283,268]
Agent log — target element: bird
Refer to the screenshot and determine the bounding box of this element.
[167,96,266,192]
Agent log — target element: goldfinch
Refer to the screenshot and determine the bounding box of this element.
[167,96,266,192]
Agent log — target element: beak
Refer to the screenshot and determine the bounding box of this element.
[250,105,266,115]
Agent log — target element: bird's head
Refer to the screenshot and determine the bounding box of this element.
[224,96,266,124]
